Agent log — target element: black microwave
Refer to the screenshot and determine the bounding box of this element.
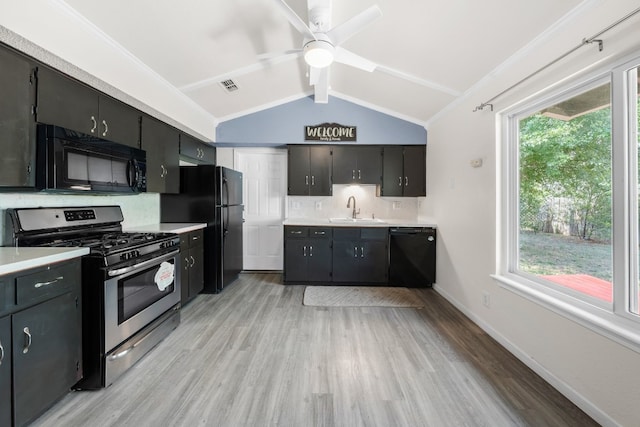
[36,124,146,193]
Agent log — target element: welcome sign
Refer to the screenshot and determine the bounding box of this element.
[305,123,357,142]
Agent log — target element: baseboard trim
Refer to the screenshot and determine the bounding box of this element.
[432,283,619,427]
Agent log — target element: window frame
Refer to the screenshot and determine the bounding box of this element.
[495,50,640,353]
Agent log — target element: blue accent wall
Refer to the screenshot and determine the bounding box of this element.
[216,96,426,145]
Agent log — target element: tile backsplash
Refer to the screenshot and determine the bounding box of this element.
[0,192,160,246]
[287,185,421,220]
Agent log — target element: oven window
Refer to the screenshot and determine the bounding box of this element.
[117,260,175,324]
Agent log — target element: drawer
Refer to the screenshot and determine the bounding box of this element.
[15,260,80,307]
[361,227,388,241]
[308,227,332,239]
[0,277,13,315]
[285,226,309,238]
[332,227,360,241]
[189,230,203,245]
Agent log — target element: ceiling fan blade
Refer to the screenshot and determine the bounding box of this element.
[333,47,377,72]
[326,5,382,46]
[273,0,316,40]
[313,67,329,103]
[257,49,302,61]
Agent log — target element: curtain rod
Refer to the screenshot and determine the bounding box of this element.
[472,6,640,112]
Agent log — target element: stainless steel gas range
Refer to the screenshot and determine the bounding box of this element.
[5,206,181,389]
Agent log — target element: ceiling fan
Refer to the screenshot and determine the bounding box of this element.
[265,0,383,103]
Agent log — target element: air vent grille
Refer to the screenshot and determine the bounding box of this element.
[219,79,239,93]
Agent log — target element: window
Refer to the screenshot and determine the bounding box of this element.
[498,52,640,350]
[518,81,613,305]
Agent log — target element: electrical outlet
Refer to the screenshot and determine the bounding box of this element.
[393,201,402,209]
[482,292,491,308]
[315,201,322,210]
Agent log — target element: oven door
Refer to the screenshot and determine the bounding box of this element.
[103,250,180,352]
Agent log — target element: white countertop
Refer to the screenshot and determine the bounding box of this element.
[124,222,208,234]
[0,247,90,276]
[283,218,437,228]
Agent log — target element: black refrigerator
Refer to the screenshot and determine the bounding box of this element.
[160,165,243,293]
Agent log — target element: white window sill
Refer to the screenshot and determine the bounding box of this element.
[492,273,640,354]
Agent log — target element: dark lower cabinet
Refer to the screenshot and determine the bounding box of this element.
[12,292,82,427]
[0,258,83,427]
[180,230,205,304]
[332,227,388,283]
[284,226,388,284]
[284,226,332,282]
[0,315,11,427]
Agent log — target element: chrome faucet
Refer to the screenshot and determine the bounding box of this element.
[347,196,360,219]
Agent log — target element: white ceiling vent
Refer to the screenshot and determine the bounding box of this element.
[219,79,239,93]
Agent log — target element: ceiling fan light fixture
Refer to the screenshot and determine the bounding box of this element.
[303,40,335,68]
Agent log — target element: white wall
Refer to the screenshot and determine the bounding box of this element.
[0,1,216,141]
[423,1,640,425]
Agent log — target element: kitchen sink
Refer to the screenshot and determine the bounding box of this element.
[329,217,387,224]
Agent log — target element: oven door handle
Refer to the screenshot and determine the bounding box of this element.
[107,250,179,277]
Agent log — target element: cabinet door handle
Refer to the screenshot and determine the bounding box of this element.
[90,115,97,133]
[0,339,4,365]
[358,170,361,179]
[309,245,313,257]
[398,176,402,187]
[311,175,315,186]
[405,176,409,186]
[303,246,307,257]
[184,257,190,270]
[23,327,32,354]
[160,164,167,178]
[190,256,195,267]
[360,246,364,258]
[354,247,358,258]
[102,119,108,137]
[352,170,355,179]
[305,175,309,185]
[34,276,64,288]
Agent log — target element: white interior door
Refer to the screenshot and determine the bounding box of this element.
[234,149,287,270]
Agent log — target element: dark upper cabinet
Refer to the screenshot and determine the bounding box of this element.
[381,145,426,197]
[141,115,180,194]
[37,66,141,147]
[0,315,11,427]
[0,46,37,188]
[332,146,382,185]
[287,145,332,196]
[180,133,215,165]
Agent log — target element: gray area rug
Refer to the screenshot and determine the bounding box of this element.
[303,286,424,308]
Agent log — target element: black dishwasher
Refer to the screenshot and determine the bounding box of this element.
[389,227,436,287]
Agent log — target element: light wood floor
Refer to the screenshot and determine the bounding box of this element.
[32,273,598,427]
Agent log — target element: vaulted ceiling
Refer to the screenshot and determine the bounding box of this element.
[61,0,583,126]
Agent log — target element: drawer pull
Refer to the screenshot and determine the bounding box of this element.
[23,327,32,354]
[34,276,63,288]
[313,231,326,235]
[290,231,303,235]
